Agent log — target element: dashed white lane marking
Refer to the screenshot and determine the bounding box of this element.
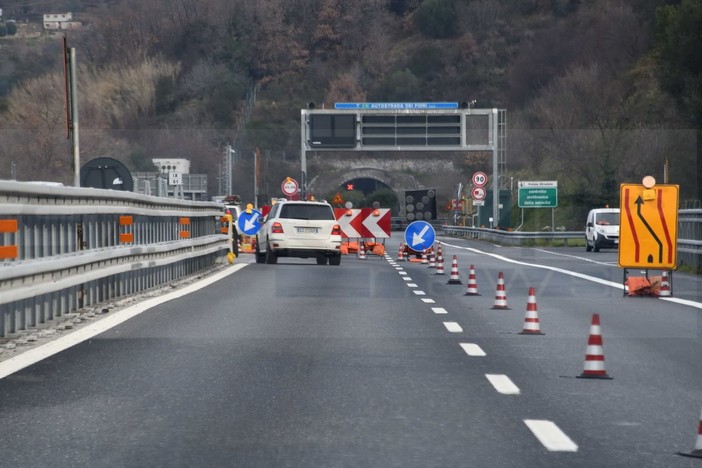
[460,343,486,356]
[443,322,463,332]
[431,307,448,315]
[402,277,412,281]
[485,374,520,395]
[399,271,408,276]
[413,290,426,296]
[421,298,435,304]
[524,420,579,452]
[0,263,249,380]
[395,267,403,270]
[407,283,418,288]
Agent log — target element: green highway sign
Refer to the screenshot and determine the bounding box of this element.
[518,181,558,208]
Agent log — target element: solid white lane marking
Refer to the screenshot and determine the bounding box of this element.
[413,290,426,296]
[485,374,520,395]
[421,299,436,304]
[402,277,412,281]
[431,307,448,315]
[0,264,249,380]
[524,420,579,452]
[443,322,463,332]
[460,343,486,356]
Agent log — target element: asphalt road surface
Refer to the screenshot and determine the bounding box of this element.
[0,236,700,467]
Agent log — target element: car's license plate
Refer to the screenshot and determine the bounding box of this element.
[296,227,318,234]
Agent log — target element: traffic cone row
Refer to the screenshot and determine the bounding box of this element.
[490,272,510,309]
[518,287,544,335]
[464,265,479,296]
[397,243,405,262]
[659,270,671,297]
[678,406,702,458]
[359,242,366,260]
[447,255,462,284]
[435,255,445,275]
[577,313,612,379]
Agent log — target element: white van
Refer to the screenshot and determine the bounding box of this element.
[585,208,620,252]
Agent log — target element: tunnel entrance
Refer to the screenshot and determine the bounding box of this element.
[341,178,392,196]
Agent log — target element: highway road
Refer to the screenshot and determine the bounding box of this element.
[0,236,700,467]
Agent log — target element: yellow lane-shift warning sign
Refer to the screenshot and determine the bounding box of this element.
[618,182,679,269]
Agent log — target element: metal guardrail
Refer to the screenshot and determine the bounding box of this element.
[0,181,230,338]
[440,209,701,271]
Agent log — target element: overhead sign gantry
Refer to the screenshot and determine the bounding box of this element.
[300,102,507,224]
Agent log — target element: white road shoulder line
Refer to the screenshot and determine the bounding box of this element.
[524,420,579,452]
[460,343,486,356]
[485,374,520,395]
[431,307,448,315]
[443,322,463,332]
[0,264,249,380]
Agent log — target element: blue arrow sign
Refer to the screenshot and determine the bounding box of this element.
[404,220,436,252]
[237,209,263,236]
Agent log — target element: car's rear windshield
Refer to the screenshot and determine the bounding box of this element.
[280,204,334,220]
[595,212,619,225]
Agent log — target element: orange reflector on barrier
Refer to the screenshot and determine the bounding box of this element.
[0,245,18,259]
[179,218,190,225]
[179,231,191,239]
[119,233,134,243]
[119,216,133,226]
[0,219,18,233]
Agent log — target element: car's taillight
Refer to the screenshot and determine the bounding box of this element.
[331,224,341,236]
[271,222,284,234]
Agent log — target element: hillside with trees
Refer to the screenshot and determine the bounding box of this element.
[0,0,699,223]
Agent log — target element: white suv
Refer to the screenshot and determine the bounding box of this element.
[255,199,342,265]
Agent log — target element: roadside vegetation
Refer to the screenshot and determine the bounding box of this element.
[0,0,698,220]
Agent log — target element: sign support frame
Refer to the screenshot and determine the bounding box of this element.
[300,106,506,224]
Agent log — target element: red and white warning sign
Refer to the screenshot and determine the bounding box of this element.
[334,208,391,239]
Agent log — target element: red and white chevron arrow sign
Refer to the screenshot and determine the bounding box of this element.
[334,208,391,238]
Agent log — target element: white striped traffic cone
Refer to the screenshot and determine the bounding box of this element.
[359,242,366,260]
[447,255,462,284]
[490,272,510,309]
[464,265,480,296]
[435,256,445,275]
[436,244,444,265]
[577,313,612,379]
[397,243,405,262]
[678,405,702,458]
[518,287,544,335]
[659,270,671,297]
[421,250,428,264]
[428,250,436,268]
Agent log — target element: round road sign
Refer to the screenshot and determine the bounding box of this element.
[471,186,487,201]
[281,177,299,196]
[472,172,488,187]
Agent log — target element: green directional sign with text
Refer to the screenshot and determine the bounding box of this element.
[518,181,558,208]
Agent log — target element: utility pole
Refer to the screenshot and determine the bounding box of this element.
[64,40,80,187]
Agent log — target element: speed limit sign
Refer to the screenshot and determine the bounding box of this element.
[472,172,487,187]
